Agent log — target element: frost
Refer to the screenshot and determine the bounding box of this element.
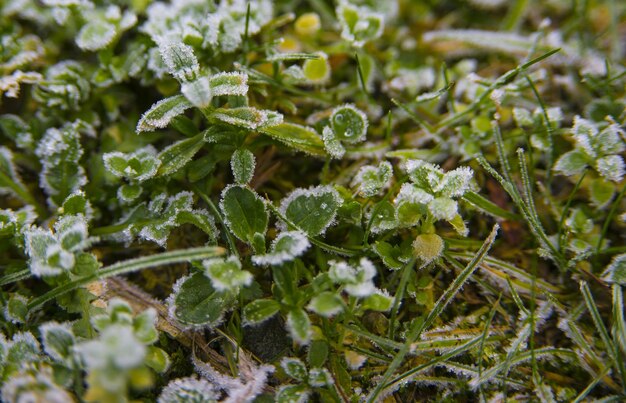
[0,146,26,197]
[0,206,36,236]
[252,231,310,266]
[193,350,274,402]
[158,377,219,403]
[39,321,76,363]
[595,155,625,182]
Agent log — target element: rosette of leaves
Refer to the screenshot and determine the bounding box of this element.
[103,145,161,203]
[276,357,335,402]
[336,0,385,47]
[553,116,625,207]
[119,191,217,247]
[73,299,170,402]
[24,214,97,277]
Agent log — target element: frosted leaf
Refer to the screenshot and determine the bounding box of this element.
[252,231,311,266]
[281,357,308,382]
[0,206,36,236]
[513,108,533,127]
[427,197,458,221]
[202,256,252,292]
[395,183,434,205]
[230,148,255,184]
[602,254,626,285]
[0,365,73,403]
[4,294,29,324]
[352,161,393,197]
[243,299,281,325]
[39,322,75,363]
[158,40,199,82]
[137,95,193,133]
[103,145,160,182]
[412,233,444,263]
[596,124,625,155]
[212,107,283,130]
[25,228,68,277]
[337,1,385,47]
[278,185,342,236]
[307,291,344,317]
[220,185,268,244]
[209,71,249,97]
[158,377,219,403]
[572,116,597,150]
[437,166,474,197]
[329,258,378,298]
[361,289,393,312]
[322,125,346,159]
[76,20,116,51]
[596,154,625,182]
[553,150,588,177]
[423,29,533,54]
[55,214,93,251]
[0,146,26,198]
[181,76,212,108]
[276,385,310,403]
[74,324,146,370]
[36,123,87,207]
[330,104,368,144]
[0,70,43,98]
[287,308,312,345]
[345,350,367,370]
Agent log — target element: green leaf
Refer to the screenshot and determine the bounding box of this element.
[231,148,255,184]
[287,308,311,344]
[589,178,615,208]
[259,123,326,156]
[373,241,411,270]
[145,346,171,373]
[220,185,268,243]
[243,299,281,324]
[302,52,331,84]
[307,340,329,369]
[352,161,393,197]
[157,133,205,176]
[181,76,212,108]
[307,291,344,317]
[362,291,393,312]
[169,272,235,328]
[279,186,341,236]
[137,95,193,133]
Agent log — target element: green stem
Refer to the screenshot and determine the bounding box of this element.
[27,246,225,312]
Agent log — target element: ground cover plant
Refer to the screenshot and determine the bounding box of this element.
[0,0,625,401]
